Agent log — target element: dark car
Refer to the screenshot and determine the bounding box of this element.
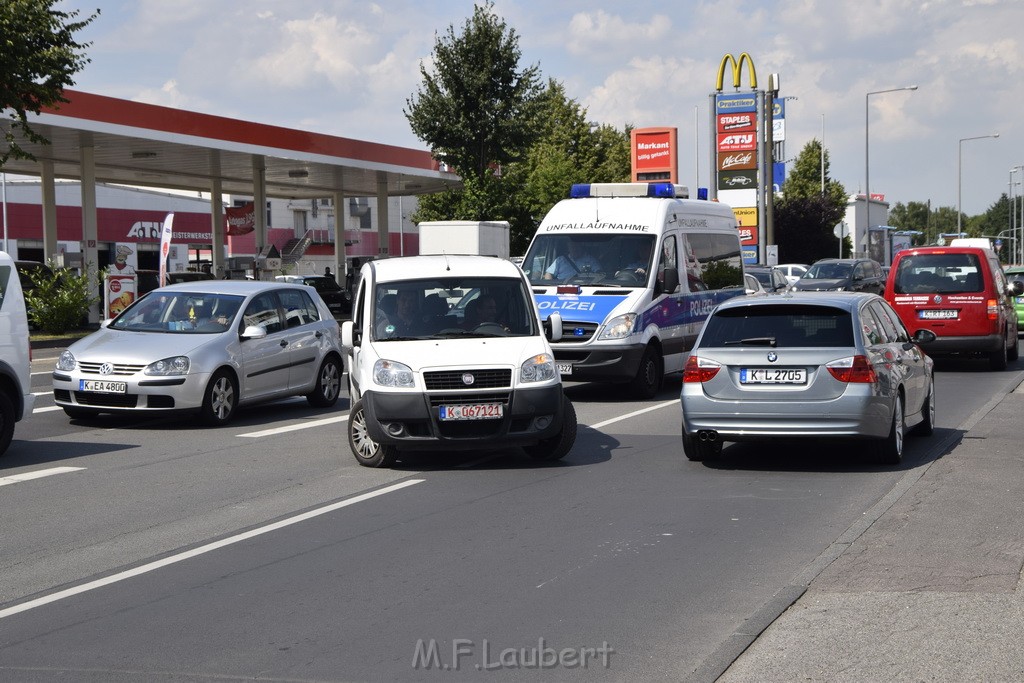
[275,275,351,317]
[745,265,790,293]
[791,258,885,295]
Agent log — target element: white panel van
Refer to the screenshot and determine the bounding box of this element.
[521,183,746,398]
[0,251,35,456]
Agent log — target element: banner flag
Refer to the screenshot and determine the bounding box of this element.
[159,212,174,288]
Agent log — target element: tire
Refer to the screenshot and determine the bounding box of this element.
[681,427,722,462]
[306,356,342,408]
[876,393,905,465]
[628,345,663,399]
[911,377,935,437]
[0,391,15,457]
[989,340,1008,370]
[201,370,238,426]
[524,394,577,462]
[348,399,398,467]
[63,406,100,420]
[1009,332,1020,362]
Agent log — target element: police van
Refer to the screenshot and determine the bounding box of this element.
[520,182,745,398]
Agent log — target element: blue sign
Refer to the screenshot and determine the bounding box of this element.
[716,93,757,114]
[534,294,627,323]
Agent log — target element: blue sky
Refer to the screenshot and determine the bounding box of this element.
[57,0,1023,218]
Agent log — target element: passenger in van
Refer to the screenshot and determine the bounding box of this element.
[618,242,652,277]
[544,241,602,280]
[379,288,427,337]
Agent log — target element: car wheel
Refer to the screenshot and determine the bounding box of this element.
[201,370,237,426]
[0,392,15,457]
[911,377,935,437]
[524,394,577,462]
[682,426,722,462]
[1009,332,1020,362]
[989,340,1008,370]
[877,393,905,465]
[62,406,100,420]
[628,345,663,399]
[348,399,398,468]
[306,356,342,408]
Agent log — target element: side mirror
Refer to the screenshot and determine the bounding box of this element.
[547,311,563,342]
[658,266,679,296]
[241,324,267,340]
[912,329,936,344]
[1009,279,1024,297]
[341,320,356,348]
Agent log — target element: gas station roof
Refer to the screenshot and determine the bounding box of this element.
[0,89,459,199]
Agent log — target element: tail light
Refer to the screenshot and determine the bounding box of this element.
[826,355,877,383]
[683,355,721,383]
[987,299,999,320]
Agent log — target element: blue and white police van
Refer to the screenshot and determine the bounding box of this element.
[520,182,746,398]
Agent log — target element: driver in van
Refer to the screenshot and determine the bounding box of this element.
[544,241,602,280]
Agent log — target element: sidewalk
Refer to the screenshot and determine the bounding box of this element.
[708,382,1024,682]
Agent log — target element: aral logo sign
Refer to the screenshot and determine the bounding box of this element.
[717,132,755,152]
[718,151,756,171]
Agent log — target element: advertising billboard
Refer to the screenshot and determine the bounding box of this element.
[631,127,678,182]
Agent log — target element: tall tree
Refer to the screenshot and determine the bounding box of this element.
[0,0,99,166]
[773,139,848,263]
[405,1,542,182]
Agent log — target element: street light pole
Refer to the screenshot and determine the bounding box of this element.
[1014,166,1024,265]
[865,86,917,258]
[957,133,999,234]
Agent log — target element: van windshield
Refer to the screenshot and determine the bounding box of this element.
[893,253,984,294]
[372,277,537,341]
[523,234,656,286]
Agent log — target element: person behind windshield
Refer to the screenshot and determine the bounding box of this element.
[544,241,602,280]
[381,288,425,337]
[620,242,652,277]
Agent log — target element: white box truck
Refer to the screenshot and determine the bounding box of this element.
[417,220,510,259]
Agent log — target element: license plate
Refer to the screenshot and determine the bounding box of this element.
[439,403,503,420]
[919,309,958,320]
[79,379,127,393]
[556,363,573,376]
[740,368,807,384]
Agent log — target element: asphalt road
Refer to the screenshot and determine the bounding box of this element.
[1,348,1021,681]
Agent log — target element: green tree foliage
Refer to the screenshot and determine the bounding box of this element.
[773,140,848,263]
[24,264,99,334]
[888,201,932,244]
[0,0,99,166]
[404,1,542,182]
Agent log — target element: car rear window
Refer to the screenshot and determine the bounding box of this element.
[892,253,984,294]
[700,304,854,348]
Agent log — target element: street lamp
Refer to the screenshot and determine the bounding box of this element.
[957,133,999,233]
[1013,166,1024,265]
[865,86,918,256]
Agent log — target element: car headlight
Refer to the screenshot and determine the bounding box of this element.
[521,353,556,383]
[56,350,76,372]
[598,313,638,340]
[144,356,190,376]
[373,359,415,387]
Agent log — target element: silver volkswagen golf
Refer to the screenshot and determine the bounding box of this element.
[52,281,344,425]
[680,291,936,464]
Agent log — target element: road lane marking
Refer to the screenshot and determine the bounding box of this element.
[0,478,425,620]
[32,406,63,414]
[589,399,678,430]
[0,466,85,487]
[238,414,348,438]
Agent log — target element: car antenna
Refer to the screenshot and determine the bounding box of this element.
[443,251,451,271]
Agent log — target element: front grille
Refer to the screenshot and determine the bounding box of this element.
[73,392,139,408]
[424,369,511,390]
[438,420,506,438]
[551,321,599,343]
[428,392,510,407]
[77,361,145,376]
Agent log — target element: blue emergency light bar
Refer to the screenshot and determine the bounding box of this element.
[569,182,691,199]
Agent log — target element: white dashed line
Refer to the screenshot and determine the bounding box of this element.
[0,466,86,487]
[238,414,348,438]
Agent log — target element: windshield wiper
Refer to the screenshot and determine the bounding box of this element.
[723,336,777,346]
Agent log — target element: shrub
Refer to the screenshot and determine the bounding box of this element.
[24,264,99,334]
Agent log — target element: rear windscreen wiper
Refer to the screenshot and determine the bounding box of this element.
[723,336,777,346]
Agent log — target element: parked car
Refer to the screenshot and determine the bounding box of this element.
[886,246,1020,369]
[52,280,344,425]
[744,265,790,294]
[791,258,885,295]
[680,291,936,464]
[775,263,809,284]
[1004,266,1024,335]
[274,274,351,317]
[1,252,35,456]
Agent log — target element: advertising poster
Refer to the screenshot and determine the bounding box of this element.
[105,274,137,319]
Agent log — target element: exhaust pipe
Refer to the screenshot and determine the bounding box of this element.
[697,430,719,442]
